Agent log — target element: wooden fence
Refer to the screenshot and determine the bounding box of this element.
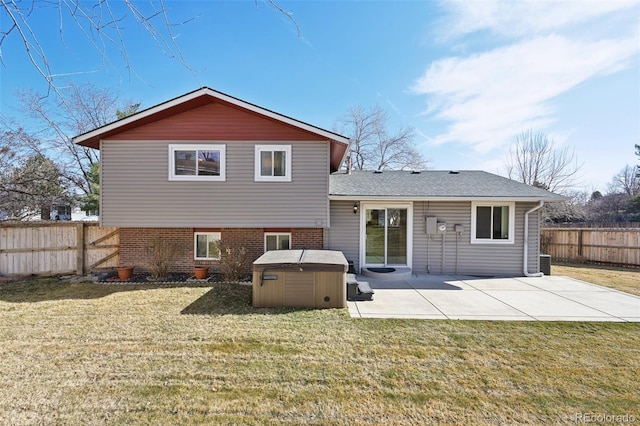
[543,222,640,229]
[0,222,119,276]
[541,227,640,267]
[2,222,638,273]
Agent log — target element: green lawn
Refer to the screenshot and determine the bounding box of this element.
[0,268,639,425]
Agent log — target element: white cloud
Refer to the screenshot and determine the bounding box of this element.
[414,33,638,152]
[441,0,639,39]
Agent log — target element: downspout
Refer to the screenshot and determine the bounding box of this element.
[524,201,544,277]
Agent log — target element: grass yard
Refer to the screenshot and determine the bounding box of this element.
[552,262,640,296]
[0,266,639,425]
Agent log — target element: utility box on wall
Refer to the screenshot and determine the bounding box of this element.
[426,216,437,234]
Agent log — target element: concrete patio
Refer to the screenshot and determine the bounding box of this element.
[347,274,640,322]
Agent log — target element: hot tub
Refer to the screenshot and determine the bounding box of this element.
[252,249,348,308]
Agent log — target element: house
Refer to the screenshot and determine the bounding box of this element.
[73,87,350,273]
[73,87,564,277]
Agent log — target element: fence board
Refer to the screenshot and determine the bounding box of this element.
[0,222,119,276]
[541,228,640,267]
[85,224,120,272]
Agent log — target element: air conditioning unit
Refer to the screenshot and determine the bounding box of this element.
[540,254,551,275]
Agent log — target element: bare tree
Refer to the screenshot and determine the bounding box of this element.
[505,130,581,194]
[586,192,635,222]
[1,0,194,100]
[335,105,428,171]
[541,190,586,223]
[608,165,640,196]
[3,83,139,200]
[1,0,299,100]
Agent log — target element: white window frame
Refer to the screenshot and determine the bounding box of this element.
[471,201,515,244]
[169,144,226,181]
[254,144,292,182]
[194,232,222,260]
[264,232,292,251]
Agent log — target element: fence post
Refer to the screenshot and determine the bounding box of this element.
[76,222,85,275]
[578,229,583,257]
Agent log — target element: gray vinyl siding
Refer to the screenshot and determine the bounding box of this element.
[327,200,542,276]
[412,201,541,276]
[101,140,329,227]
[327,200,361,271]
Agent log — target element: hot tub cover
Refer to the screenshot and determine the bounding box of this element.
[253,250,348,272]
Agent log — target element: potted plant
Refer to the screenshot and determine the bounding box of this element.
[194,266,209,280]
[117,266,134,281]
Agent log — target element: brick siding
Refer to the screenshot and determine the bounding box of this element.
[119,228,194,273]
[291,228,324,251]
[120,227,324,274]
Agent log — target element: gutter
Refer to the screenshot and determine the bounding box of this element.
[523,201,545,277]
[328,195,562,202]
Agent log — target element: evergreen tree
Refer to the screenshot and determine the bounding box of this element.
[79,162,100,214]
[1,154,69,220]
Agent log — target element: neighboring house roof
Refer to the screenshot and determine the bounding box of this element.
[329,170,567,202]
[73,87,350,172]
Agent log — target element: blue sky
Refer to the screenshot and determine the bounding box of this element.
[1,0,638,192]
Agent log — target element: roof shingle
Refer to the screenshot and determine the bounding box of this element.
[329,170,566,201]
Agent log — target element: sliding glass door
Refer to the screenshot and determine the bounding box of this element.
[365,209,386,264]
[364,207,408,266]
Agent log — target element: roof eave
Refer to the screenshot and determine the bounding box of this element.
[328,195,567,202]
[72,87,209,147]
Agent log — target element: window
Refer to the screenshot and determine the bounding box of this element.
[265,233,291,251]
[471,202,515,244]
[255,145,291,182]
[169,144,226,181]
[194,232,221,260]
[54,205,72,221]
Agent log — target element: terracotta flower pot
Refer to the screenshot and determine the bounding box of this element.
[194,266,209,280]
[117,266,134,281]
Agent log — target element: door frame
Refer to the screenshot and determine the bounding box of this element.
[359,202,413,270]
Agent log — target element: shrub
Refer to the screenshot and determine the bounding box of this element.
[217,240,251,282]
[145,236,181,280]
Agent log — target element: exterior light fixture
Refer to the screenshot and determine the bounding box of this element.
[353,203,359,215]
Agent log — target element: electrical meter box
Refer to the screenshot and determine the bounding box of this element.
[426,216,437,234]
[437,222,447,233]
